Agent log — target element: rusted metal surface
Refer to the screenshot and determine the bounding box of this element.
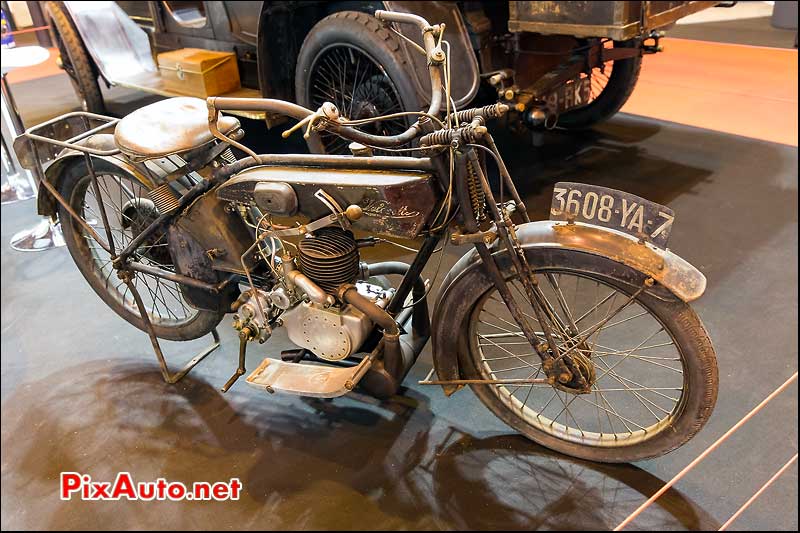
[13,114,116,170]
[245,354,373,398]
[429,218,707,396]
[549,182,676,248]
[509,1,719,40]
[217,166,441,239]
[172,190,255,275]
[19,133,159,217]
[644,1,719,31]
[419,377,549,386]
[127,260,220,292]
[516,220,706,302]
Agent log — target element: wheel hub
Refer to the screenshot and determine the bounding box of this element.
[543,339,597,394]
[120,198,171,264]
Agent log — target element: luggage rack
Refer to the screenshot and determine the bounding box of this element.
[14,111,120,177]
[16,110,221,384]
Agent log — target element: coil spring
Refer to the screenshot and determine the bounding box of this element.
[453,103,508,123]
[419,124,485,147]
[465,158,486,222]
[147,183,180,213]
[220,147,237,164]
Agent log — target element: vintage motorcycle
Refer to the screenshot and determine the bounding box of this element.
[17,10,717,463]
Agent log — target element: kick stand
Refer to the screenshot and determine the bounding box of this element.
[221,331,249,392]
[123,274,220,384]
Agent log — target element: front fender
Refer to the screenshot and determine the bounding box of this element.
[430,220,707,394]
[34,134,160,218]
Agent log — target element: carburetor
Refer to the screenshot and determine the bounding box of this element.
[231,289,273,343]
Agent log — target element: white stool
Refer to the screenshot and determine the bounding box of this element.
[2,46,65,251]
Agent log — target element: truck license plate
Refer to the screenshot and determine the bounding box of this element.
[550,182,675,248]
[545,77,592,114]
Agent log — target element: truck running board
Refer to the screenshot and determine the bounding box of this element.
[245,356,372,398]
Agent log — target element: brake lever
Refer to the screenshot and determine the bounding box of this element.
[282,102,341,139]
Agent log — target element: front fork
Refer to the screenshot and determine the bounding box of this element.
[454,143,595,393]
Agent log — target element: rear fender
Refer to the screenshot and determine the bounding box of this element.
[430,220,707,395]
[34,134,160,218]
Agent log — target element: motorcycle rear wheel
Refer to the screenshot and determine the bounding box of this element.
[57,159,224,341]
[459,249,718,463]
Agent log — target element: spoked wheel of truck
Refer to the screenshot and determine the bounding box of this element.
[458,249,718,463]
[44,1,106,114]
[557,39,641,129]
[295,11,423,155]
[56,159,224,341]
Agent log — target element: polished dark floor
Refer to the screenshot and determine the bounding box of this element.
[2,81,798,529]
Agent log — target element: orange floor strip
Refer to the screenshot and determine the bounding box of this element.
[622,38,798,146]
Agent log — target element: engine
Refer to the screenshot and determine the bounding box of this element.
[283,227,391,360]
[232,225,393,362]
[297,227,360,294]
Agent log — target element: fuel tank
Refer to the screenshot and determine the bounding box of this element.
[216,165,441,239]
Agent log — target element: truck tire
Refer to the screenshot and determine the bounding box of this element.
[294,11,423,154]
[45,1,106,114]
[557,40,641,129]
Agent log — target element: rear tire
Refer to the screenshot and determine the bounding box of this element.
[45,1,106,114]
[57,159,224,341]
[557,40,641,129]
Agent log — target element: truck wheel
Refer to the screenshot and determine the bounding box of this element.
[557,40,641,129]
[294,11,423,154]
[45,1,105,114]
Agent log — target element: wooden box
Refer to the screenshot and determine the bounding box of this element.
[157,48,240,98]
[509,1,719,40]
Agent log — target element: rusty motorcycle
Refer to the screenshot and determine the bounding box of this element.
[16,9,717,463]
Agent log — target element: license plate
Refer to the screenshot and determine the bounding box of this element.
[544,77,592,114]
[550,182,675,248]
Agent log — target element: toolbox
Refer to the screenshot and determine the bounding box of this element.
[157,48,240,98]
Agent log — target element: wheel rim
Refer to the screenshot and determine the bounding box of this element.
[307,43,408,154]
[468,271,688,448]
[571,40,615,107]
[70,171,201,327]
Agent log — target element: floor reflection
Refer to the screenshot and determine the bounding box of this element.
[1,360,719,530]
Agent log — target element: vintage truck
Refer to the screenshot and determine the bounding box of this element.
[46,1,721,153]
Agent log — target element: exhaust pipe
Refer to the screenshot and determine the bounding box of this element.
[339,282,430,399]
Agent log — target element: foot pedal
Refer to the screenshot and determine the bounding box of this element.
[245,356,371,398]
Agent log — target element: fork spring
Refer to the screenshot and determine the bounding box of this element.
[466,158,486,222]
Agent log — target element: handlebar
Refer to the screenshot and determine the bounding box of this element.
[208,10,446,149]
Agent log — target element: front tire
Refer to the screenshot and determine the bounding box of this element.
[458,248,718,463]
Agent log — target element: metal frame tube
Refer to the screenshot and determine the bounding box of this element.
[127,261,220,292]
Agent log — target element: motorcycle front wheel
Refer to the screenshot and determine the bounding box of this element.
[458,249,718,463]
[57,159,224,341]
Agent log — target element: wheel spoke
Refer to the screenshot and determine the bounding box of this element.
[472,269,687,446]
[75,172,198,326]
